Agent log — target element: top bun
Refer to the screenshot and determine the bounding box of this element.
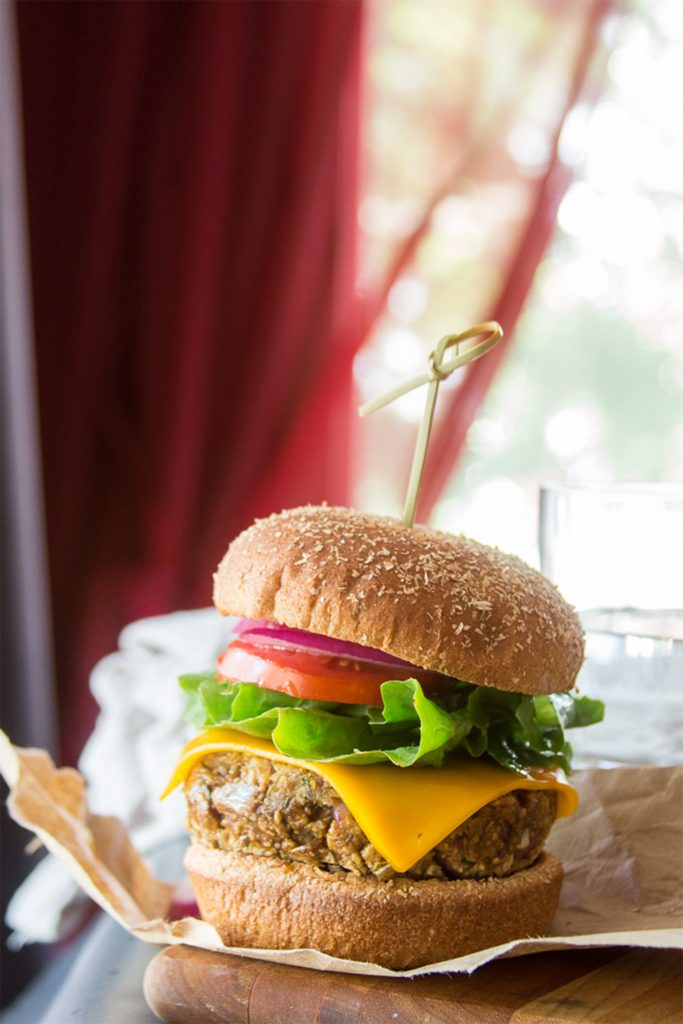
[213,506,583,695]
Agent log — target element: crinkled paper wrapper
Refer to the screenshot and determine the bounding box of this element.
[1,731,681,978]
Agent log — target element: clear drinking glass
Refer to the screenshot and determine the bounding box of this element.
[539,483,683,766]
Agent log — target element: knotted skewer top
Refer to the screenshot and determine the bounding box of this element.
[359,321,503,528]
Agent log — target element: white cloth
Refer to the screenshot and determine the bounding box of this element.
[6,608,236,946]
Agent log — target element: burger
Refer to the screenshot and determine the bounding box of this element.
[163,505,603,969]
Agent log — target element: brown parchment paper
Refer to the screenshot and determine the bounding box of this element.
[1,730,681,977]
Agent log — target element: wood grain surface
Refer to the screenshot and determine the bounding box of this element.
[143,946,683,1024]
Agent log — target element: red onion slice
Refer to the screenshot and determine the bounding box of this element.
[232,618,273,636]
[234,618,425,673]
[168,877,200,920]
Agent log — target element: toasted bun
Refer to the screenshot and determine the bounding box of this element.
[185,844,563,970]
[213,505,583,694]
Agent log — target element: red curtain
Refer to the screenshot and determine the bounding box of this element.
[16,0,364,763]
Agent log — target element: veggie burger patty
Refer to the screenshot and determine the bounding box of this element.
[185,751,557,881]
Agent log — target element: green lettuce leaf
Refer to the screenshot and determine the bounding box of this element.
[179,670,604,774]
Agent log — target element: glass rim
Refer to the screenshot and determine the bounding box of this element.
[540,481,683,498]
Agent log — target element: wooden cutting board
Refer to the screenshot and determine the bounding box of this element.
[143,945,682,1023]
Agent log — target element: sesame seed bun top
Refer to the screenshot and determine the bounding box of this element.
[213,505,584,695]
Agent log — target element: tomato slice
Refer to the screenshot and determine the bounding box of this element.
[216,637,447,706]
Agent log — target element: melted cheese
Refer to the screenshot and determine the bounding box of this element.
[163,728,578,872]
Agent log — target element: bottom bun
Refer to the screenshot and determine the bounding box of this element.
[184,843,563,970]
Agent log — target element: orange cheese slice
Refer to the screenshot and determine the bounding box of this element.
[163,728,578,872]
